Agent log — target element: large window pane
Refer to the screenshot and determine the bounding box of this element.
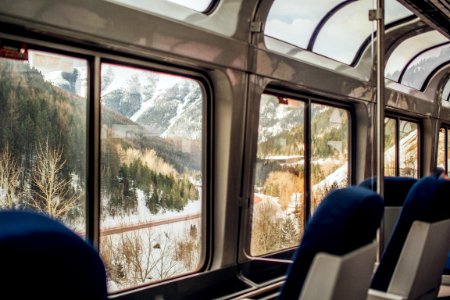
[438,128,446,170]
[385,31,447,81]
[399,121,418,177]
[265,0,412,65]
[311,104,349,212]
[314,0,411,64]
[401,44,450,89]
[106,0,214,14]
[0,50,87,235]
[99,63,203,291]
[251,94,305,256]
[384,117,397,176]
[313,0,372,64]
[165,0,212,12]
[265,0,345,49]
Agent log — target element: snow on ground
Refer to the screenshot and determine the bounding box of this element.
[101,189,201,229]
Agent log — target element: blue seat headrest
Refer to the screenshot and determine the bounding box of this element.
[371,176,450,291]
[0,210,108,300]
[359,176,417,207]
[445,253,450,275]
[278,186,383,300]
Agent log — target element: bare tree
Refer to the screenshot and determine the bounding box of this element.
[29,140,79,218]
[251,202,284,255]
[175,225,200,271]
[153,233,180,280]
[0,145,22,208]
[101,229,182,291]
[119,229,158,284]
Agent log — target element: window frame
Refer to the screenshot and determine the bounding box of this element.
[437,125,450,175]
[97,57,212,292]
[0,34,213,292]
[245,88,354,259]
[384,114,422,177]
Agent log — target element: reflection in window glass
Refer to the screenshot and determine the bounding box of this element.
[384,118,397,176]
[311,105,349,212]
[401,44,450,89]
[99,64,203,291]
[399,121,418,177]
[385,31,447,81]
[251,94,304,256]
[438,128,446,170]
[0,50,87,235]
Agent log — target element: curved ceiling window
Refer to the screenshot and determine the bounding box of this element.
[265,0,346,49]
[265,0,412,65]
[165,0,213,12]
[386,31,448,82]
[441,77,450,102]
[401,43,450,89]
[106,0,215,14]
[313,0,372,64]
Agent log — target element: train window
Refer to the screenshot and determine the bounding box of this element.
[384,117,419,177]
[99,63,203,291]
[399,120,418,177]
[384,117,397,176]
[437,127,450,175]
[401,44,450,90]
[441,77,450,103]
[0,50,87,235]
[165,0,213,12]
[438,128,446,171]
[448,130,450,173]
[251,94,305,256]
[265,0,412,65]
[310,104,349,212]
[107,0,215,14]
[265,0,345,50]
[385,31,447,82]
[250,94,350,256]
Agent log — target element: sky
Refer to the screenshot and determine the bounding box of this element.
[106,0,211,14]
[265,0,413,64]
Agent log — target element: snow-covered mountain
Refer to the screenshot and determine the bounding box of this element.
[44,64,203,140]
[101,65,203,140]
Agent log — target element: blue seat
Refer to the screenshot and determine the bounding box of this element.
[359,176,417,207]
[0,210,108,300]
[370,175,450,292]
[359,176,417,250]
[278,186,384,300]
[445,253,450,275]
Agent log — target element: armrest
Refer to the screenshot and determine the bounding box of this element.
[367,289,405,300]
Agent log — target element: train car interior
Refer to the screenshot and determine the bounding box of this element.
[0,0,449,299]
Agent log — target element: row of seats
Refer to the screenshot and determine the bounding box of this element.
[0,175,448,299]
[278,175,450,300]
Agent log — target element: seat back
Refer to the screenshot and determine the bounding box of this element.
[388,220,450,300]
[0,210,108,300]
[371,176,450,292]
[299,241,377,300]
[278,186,384,300]
[359,176,417,248]
[443,253,450,285]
